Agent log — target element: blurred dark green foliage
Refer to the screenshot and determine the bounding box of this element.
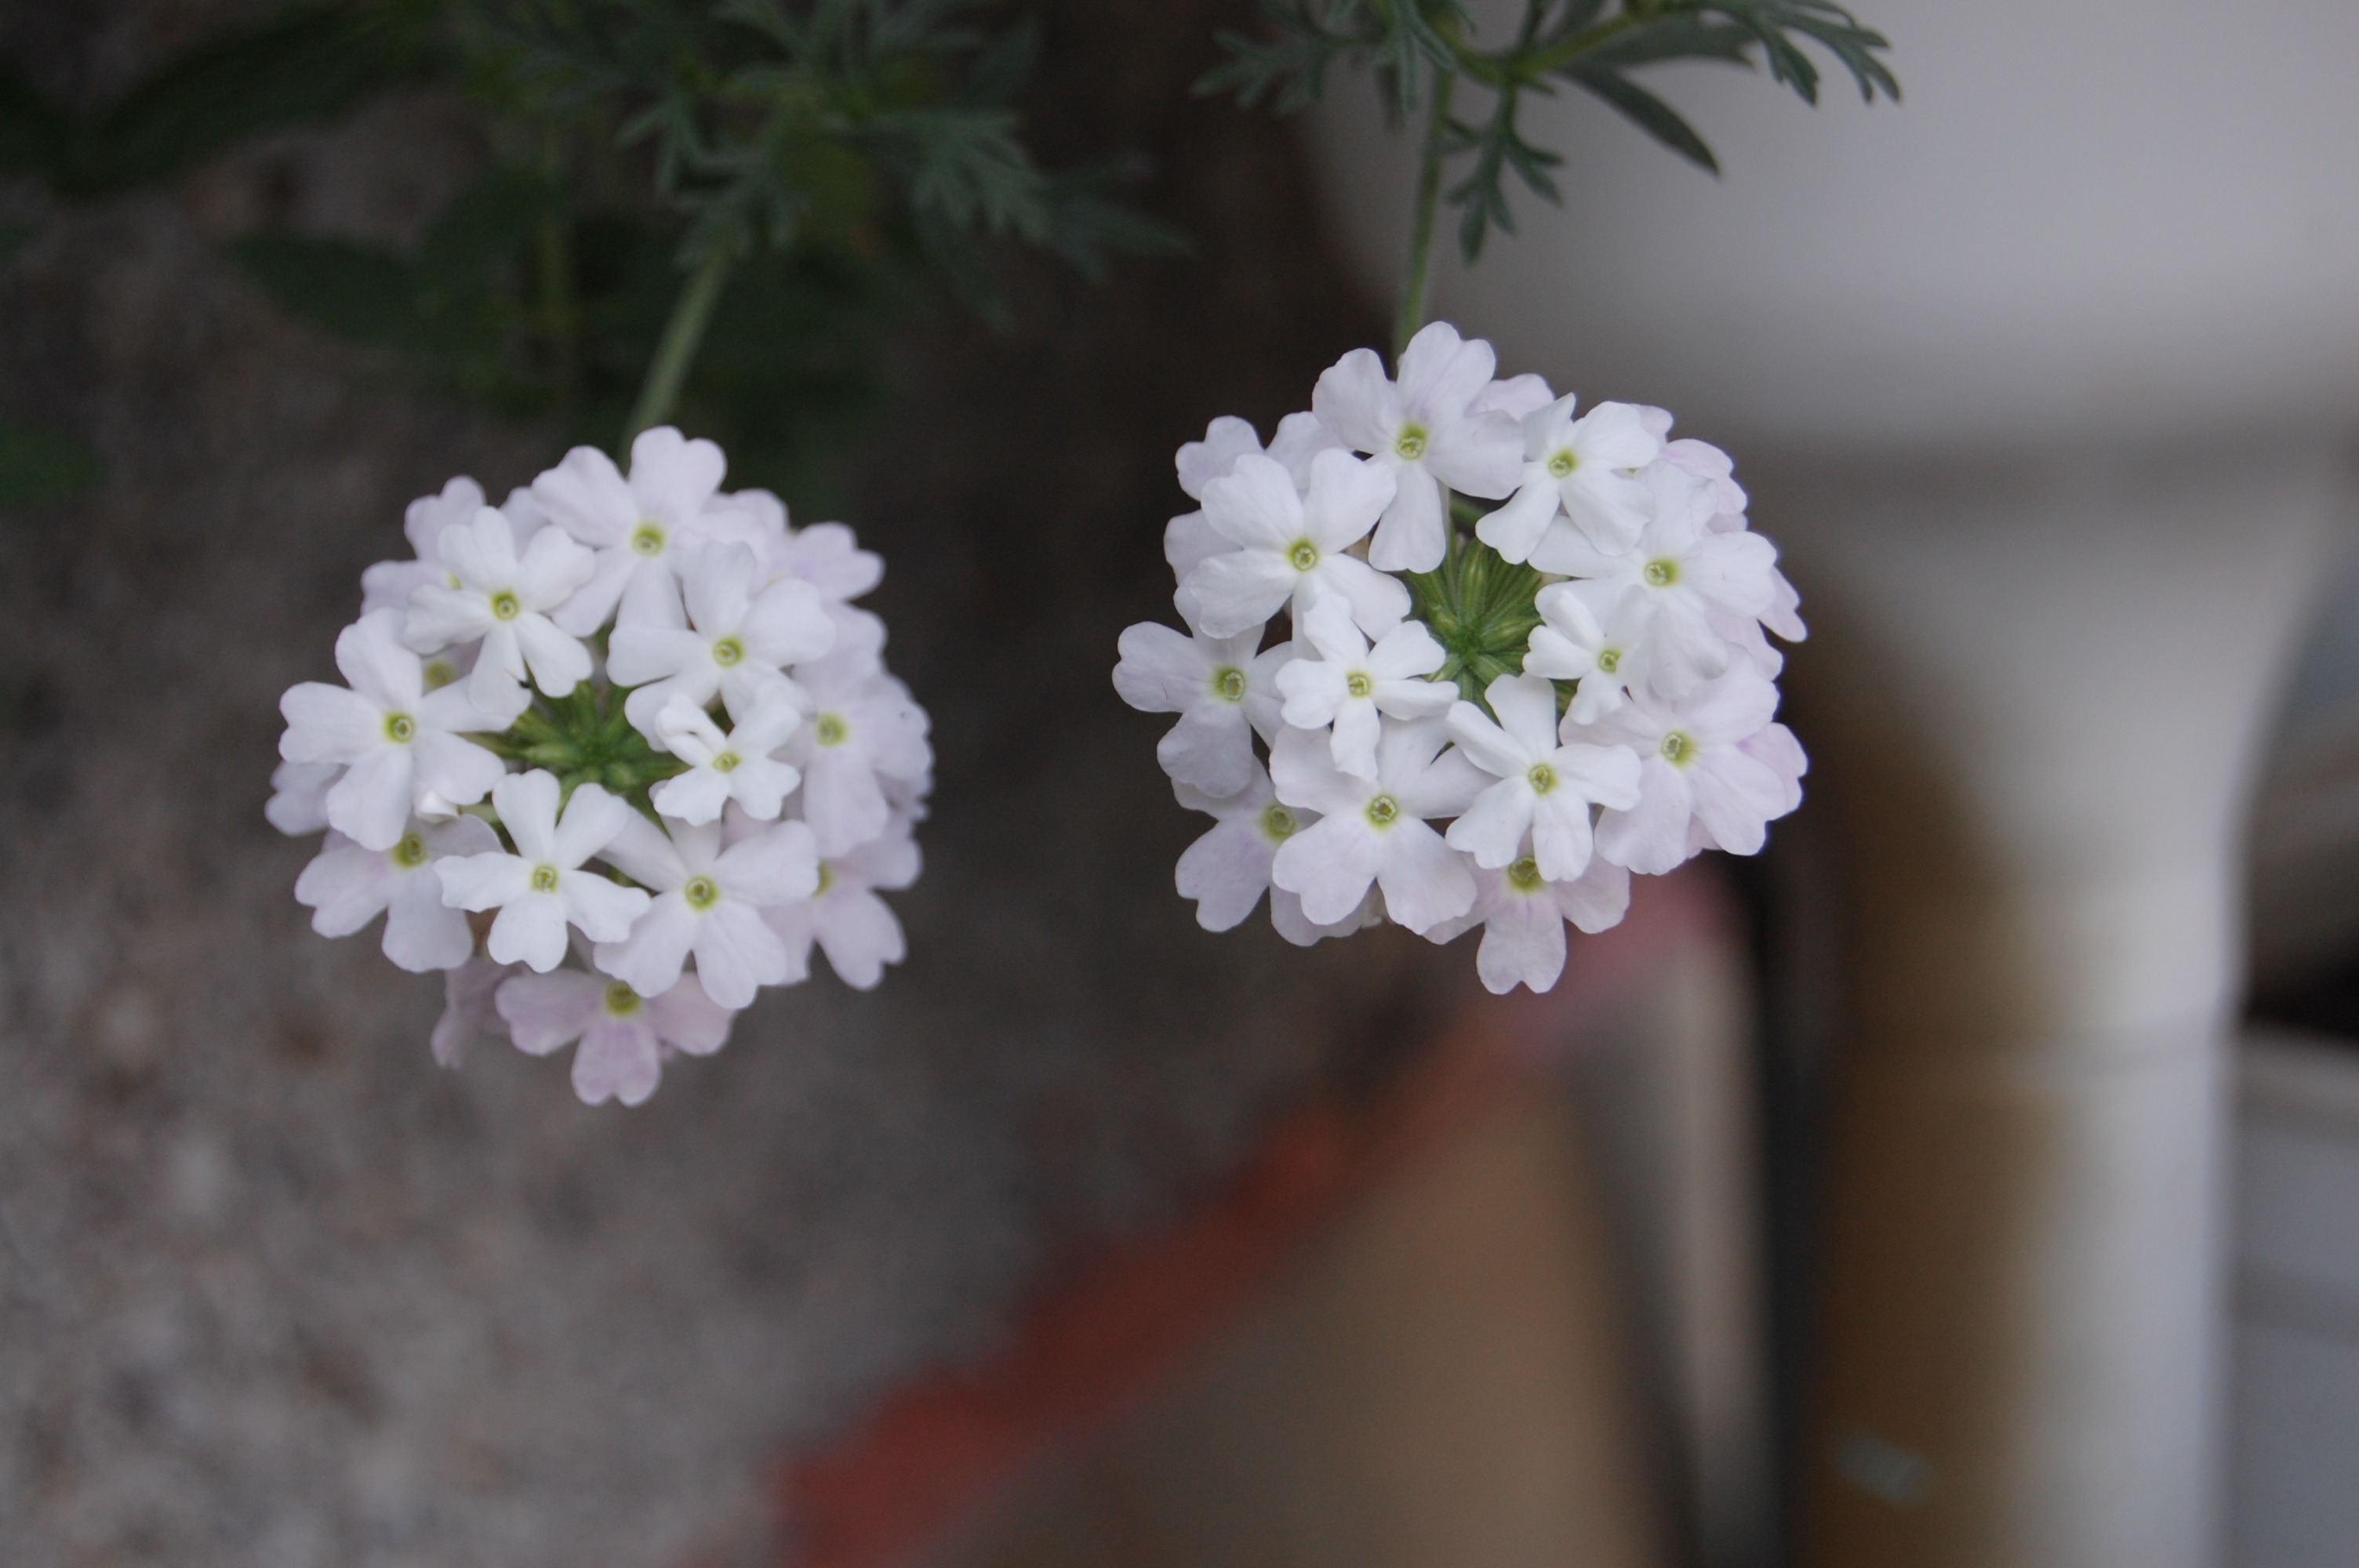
[0,1,1182,509]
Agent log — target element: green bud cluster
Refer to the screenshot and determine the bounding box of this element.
[478,682,685,815]
[1405,512,1550,713]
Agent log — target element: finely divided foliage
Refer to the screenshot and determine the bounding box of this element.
[274,429,931,1106]
[1113,324,1807,995]
[1200,0,1897,261]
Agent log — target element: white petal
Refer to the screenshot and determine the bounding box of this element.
[628,425,728,523]
[1477,895,1567,995]
[279,683,384,765]
[595,895,698,996]
[651,767,732,826]
[810,889,906,989]
[1112,622,1209,713]
[334,612,423,711]
[1270,815,1381,927]
[1372,820,1477,935]
[489,894,572,971]
[1175,818,1277,932]
[1175,416,1263,499]
[645,972,736,1052]
[1303,448,1398,554]
[562,872,653,944]
[295,838,395,937]
[689,902,790,1008]
[1445,782,1535,870]
[1310,347,1401,453]
[382,869,478,971]
[491,770,563,863]
[1156,702,1256,797]
[323,746,414,851]
[572,1014,663,1105]
[533,445,637,546]
[496,970,602,1054]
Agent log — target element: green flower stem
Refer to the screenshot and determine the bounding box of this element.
[1394,62,1456,359]
[625,248,734,445]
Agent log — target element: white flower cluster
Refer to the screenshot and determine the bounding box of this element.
[1114,323,1806,996]
[269,428,930,1105]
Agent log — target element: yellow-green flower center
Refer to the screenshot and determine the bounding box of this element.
[1643,559,1678,588]
[422,660,459,691]
[1288,539,1319,572]
[392,832,430,868]
[530,864,559,893]
[490,590,522,621]
[1527,762,1556,795]
[1661,731,1694,766]
[631,521,667,557]
[813,863,834,896]
[1597,648,1621,675]
[815,713,848,746]
[602,982,642,1016]
[383,712,416,744]
[1547,449,1579,480]
[1508,855,1545,891]
[1346,672,1372,699]
[1365,793,1400,828]
[1212,666,1246,702]
[683,875,721,911]
[711,636,744,666]
[1259,803,1299,841]
[712,750,740,774]
[1394,425,1429,462]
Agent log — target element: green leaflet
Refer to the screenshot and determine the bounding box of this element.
[1200,0,1898,266]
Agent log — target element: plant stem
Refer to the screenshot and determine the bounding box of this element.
[1394,62,1455,360]
[624,248,734,445]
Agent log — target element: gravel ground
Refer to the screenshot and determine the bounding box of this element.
[0,5,1445,1563]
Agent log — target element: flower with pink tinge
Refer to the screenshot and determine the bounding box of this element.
[296,815,500,973]
[1521,585,1658,725]
[363,479,550,618]
[1425,850,1632,995]
[532,426,745,634]
[592,811,818,1007]
[431,956,518,1069]
[1571,667,1803,876]
[1274,593,1454,781]
[497,967,733,1108]
[278,610,509,851]
[1165,412,1346,585]
[1531,463,1779,700]
[403,505,598,719]
[1445,673,1641,882]
[608,541,836,735]
[266,758,337,836]
[1268,718,1488,934]
[763,815,921,989]
[1182,448,1407,641]
[651,694,803,825]
[1113,616,1291,797]
[434,771,650,972]
[1311,321,1528,572]
[782,647,932,857]
[1478,396,1663,561]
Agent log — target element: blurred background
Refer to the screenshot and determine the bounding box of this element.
[2,2,2356,1567]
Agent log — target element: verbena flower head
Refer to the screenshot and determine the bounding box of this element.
[1114,326,1808,993]
[271,430,932,1102]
